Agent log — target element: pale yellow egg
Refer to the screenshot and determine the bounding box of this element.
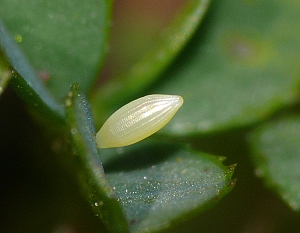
[96,94,183,148]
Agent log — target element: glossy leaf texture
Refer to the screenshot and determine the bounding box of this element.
[249,115,300,211]
[148,0,300,136]
[100,142,235,233]
[91,0,211,127]
[65,83,128,233]
[0,0,111,99]
[0,21,64,121]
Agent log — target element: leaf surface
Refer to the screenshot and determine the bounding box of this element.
[91,0,211,127]
[65,83,129,233]
[0,0,111,98]
[149,0,300,136]
[65,83,235,233]
[249,116,300,211]
[0,21,64,121]
[100,142,235,233]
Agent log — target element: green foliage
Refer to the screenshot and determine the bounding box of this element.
[65,84,128,233]
[103,144,235,233]
[250,116,300,211]
[0,0,111,99]
[0,20,64,120]
[1,0,300,232]
[149,0,300,136]
[66,84,234,232]
[91,0,210,125]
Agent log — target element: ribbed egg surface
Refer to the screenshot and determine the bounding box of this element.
[96,94,183,148]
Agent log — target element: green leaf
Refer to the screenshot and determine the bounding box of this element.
[100,141,235,233]
[0,20,64,121]
[65,83,235,233]
[0,0,112,99]
[148,0,300,136]
[65,83,128,233]
[249,116,300,211]
[91,0,211,127]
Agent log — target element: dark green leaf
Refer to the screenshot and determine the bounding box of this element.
[149,0,300,136]
[0,20,64,121]
[65,83,129,233]
[249,116,300,211]
[100,141,235,233]
[91,0,211,127]
[0,0,112,99]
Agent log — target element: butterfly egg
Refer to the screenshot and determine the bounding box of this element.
[96,94,183,148]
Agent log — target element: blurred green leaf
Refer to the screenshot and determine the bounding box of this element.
[65,83,128,233]
[100,141,235,233]
[0,20,64,121]
[249,116,300,211]
[149,0,300,136]
[0,0,112,99]
[91,0,211,127]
